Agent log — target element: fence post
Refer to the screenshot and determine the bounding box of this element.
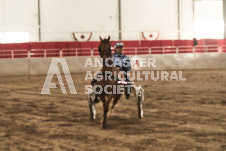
[11,50,14,58]
[60,49,63,57]
[91,49,93,56]
[28,50,31,58]
[149,48,151,55]
[219,46,222,53]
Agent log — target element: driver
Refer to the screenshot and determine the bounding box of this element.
[113,42,131,81]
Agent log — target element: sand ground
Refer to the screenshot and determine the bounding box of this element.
[0,69,226,151]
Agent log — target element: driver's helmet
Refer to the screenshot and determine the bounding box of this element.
[114,42,124,48]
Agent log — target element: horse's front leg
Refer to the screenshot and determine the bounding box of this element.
[102,95,113,129]
[111,94,122,111]
[100,95,105,123]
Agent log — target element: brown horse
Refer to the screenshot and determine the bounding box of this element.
[94,36,123,128]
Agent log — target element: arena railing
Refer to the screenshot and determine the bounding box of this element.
[149,46,177,54]
[0,49,28,58]
[177,46,194,53]
[0,45,225,59]
[122,47,150,55]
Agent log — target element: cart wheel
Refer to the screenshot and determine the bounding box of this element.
[137,88,144,118]
[137,95,143,118]
[88,92,96,120]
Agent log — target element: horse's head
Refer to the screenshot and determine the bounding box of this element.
[98,36,112,60]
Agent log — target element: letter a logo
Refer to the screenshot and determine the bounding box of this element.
[41,58,77,94]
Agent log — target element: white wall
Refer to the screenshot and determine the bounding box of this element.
[0,0,195,41]
[0,0,39,41]
[180,0,193,39]
[40,0,119,41]
[0,58,30,76]
[121,0,179,40]
[193,0,224,39]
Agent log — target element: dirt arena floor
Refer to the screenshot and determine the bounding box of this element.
[0,69,226,151]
